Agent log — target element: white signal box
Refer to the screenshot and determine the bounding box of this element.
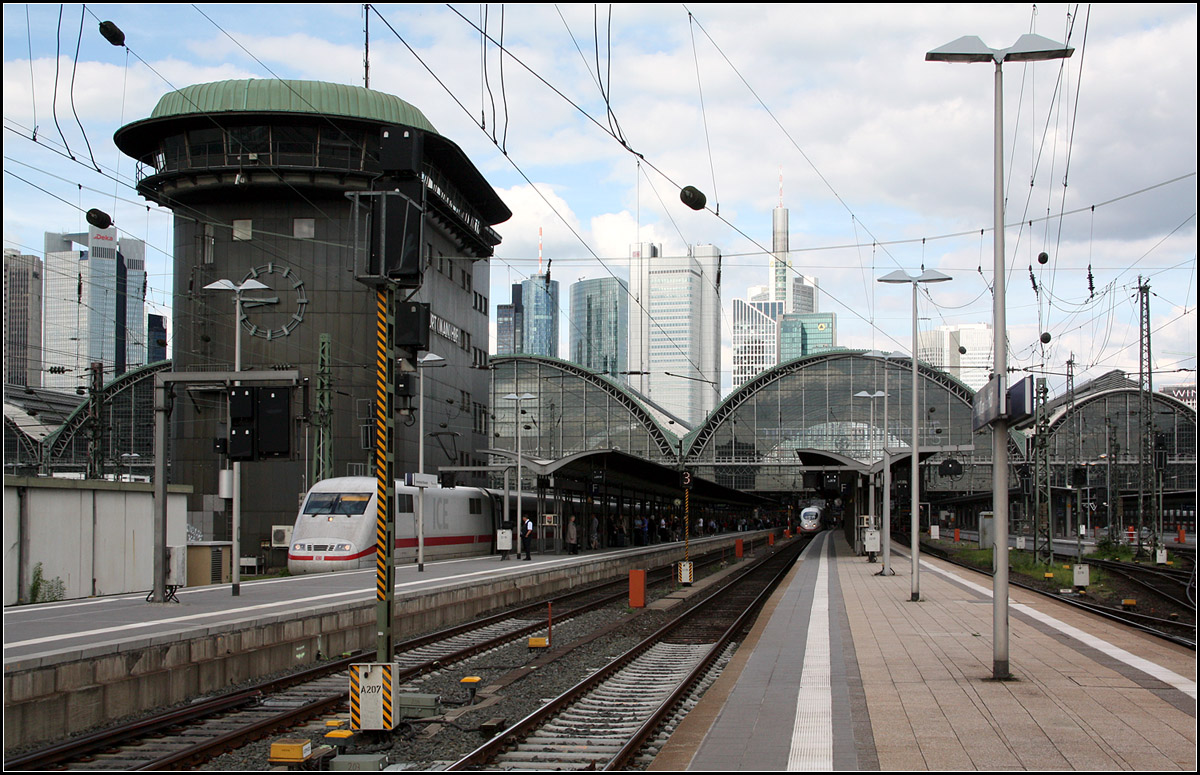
[863,530,880,553]
[350,663,399,731]
[1072,564,1089,589]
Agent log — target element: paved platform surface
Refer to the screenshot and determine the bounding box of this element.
[653,530,1197,771]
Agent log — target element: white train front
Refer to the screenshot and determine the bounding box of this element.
[288,477,523,574]
[798,505,826,534]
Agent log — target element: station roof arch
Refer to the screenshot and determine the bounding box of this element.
[488,355,685,465]
[486,351,991,497]
[687,349,980,469]
[1040,385,1196,493]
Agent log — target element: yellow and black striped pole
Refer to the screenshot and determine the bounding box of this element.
[349,664,361,729]
[685,487,690,563]
[374,286,396,660]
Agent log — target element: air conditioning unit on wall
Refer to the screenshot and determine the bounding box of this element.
[272,525,294,548]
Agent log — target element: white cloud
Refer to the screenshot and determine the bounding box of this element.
[4,3,1194,395]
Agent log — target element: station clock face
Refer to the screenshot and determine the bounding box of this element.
[239,263,308,339]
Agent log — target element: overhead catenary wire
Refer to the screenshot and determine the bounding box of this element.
[439,5,916,356]
[687,11,719,215]
[68,4,101,173]
[8,5,1193,394]
[373,5,722,379]
[24,5,38,141]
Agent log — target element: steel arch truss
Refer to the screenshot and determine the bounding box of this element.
[689,350,978,459]
[44,362,171,469]
[490,356,680,459]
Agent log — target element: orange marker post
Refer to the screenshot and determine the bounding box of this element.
[629,569,646,608]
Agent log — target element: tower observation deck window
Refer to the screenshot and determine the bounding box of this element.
[275,126,318,167]
[187,128,224,167]
[317,134,358,170]
[229,126,270,162]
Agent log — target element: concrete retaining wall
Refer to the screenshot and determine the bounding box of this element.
[3,476,191,605]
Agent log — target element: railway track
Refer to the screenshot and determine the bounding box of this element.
[4,659,355,771]
[914,538,1196,649]
[6,540,765,771]
[1079,556,1196,612]
[448,535,807,771]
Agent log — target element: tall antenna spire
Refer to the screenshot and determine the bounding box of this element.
[779,166,784,209]
[363,4,370,88]
[538,227,543,273]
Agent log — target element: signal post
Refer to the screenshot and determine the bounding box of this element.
[349,126,428,729]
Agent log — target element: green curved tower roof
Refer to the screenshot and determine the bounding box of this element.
[148,78,439,135]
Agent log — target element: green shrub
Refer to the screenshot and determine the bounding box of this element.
[26,562,66,604]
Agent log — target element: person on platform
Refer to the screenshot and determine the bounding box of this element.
[523,516,534,560]
[567,515,579,555]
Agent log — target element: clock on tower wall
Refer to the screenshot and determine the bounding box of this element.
[239,263,308,340]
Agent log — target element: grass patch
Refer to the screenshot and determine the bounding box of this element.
[930,540,1115,594]
[1090,536,1135,562]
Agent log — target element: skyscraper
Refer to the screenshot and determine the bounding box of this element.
[791,274,818,314]
[521,273,559,358]
[731,198,831,387]
[778,312,837,361]
[917,323,993,391]
[42,227,146,390]
[570,276,627,376]
[496,283,523,355]
[732,286,782,387]
[628,242,722,425]
[147,314,168,363]
[771,201,791,310]
[3,248,43,387]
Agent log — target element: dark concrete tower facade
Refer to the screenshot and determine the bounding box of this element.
[116,79,510,547]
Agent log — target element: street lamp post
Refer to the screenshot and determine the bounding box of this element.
[204,277,268,597]
[416,352,446,571]
[505,392,536,559]
[878,269,952,603]
[121,452,141,482]
[927,31,1073,680]
[865,350,907,578]
[854,390,886,534]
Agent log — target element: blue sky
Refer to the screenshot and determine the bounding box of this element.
[4,3,1196,394]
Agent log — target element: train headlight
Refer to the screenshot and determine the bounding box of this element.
[292,542,304,552]
[334,543,353,552]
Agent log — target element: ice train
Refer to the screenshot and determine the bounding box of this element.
[287,476,535,574]
[798,505,826,534]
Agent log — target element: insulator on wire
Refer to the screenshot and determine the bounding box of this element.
[99,21,125,47]
[680,186,707,211]
[1087,265,1095,299]
[86,208,112,229]
[1029,268,1038,294]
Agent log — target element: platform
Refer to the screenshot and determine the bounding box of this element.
[653,530,1197,771]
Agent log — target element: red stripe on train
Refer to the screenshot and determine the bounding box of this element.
[288,534,493,562]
